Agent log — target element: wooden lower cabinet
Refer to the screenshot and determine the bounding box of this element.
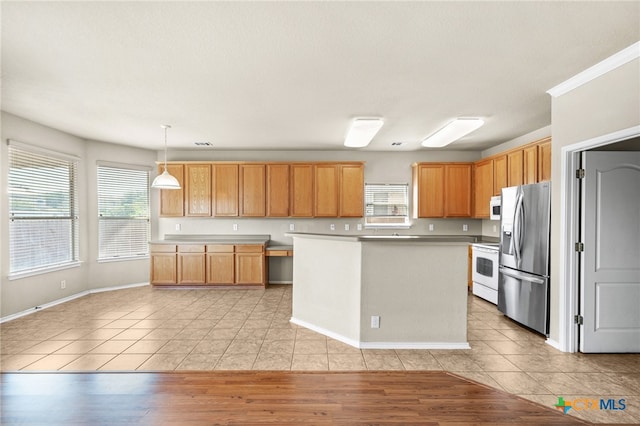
[152,243,266,287]
[150,245,177,285]
[178,254,206,284]
[206,252,235,284]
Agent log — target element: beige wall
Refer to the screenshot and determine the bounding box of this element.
[549,58,640,343]
[0,112,157,318]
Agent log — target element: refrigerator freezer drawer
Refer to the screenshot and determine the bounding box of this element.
[498,267,549,335]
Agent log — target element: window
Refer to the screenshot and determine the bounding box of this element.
[8,142,79,275]
[364,183,410,227]
[97,163,150,260]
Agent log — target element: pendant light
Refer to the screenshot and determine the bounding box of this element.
[151,124,181,189]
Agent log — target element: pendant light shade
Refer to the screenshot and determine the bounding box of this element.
[152,124,181,190]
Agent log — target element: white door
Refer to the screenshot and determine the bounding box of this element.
[580,151,640,353]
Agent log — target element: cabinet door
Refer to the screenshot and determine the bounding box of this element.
[206,252,235,284]
[315,164,339,217]
[538,139,552,182]
[523,145,538,185]
[493,155,507,196]
[212,164,239,216]
[444,164,472,217]
[339,164,364,217]
[185,164,211,216]
[235,252,265,285]
[159,164,184,217]
[266,164,290,217]
[290,164,314,217]
[178,253,206,284]
[240,164,266,217]
[414,164,444,218]
[150,253,177,285]
[507,150,524,187]
[473,159,493,218]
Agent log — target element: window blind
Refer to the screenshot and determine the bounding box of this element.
[8,144,79,274]
[97,164,150,260]
[364,183,409,227]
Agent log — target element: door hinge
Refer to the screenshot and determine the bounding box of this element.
[575,242,584,252]
[574,315,584,325]
[576,169,585,179]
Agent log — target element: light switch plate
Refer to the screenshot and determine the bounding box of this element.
[357,224,363,231]
[330,224,336,231]
[289,223,295,231]
[344,224,350,231]
[233,224,238,231]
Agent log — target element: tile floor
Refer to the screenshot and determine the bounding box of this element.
[1,284,639,424]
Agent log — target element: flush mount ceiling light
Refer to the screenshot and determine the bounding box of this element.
[344,118,384,148]
[421,118,485,148]
[151,124,181,190]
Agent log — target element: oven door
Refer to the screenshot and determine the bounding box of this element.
[472,246,499,290]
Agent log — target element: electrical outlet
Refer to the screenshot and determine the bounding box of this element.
[371,315,380,329]
[330,224,335,231]
[357,224,363,231]
[60,280,66,289]
[429,224,434,231]
[289,223,295,231]
[463,224,468,232]
[233,224,238,231]
[344,224,350,231]
[175,223,181,231]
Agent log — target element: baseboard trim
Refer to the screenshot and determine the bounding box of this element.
[290,317,470,350]
[0,282,150,323]
[545,337,563,352]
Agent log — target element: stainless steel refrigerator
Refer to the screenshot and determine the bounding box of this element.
[498,182,551,335]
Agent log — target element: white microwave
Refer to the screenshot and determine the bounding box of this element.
[490,196,501,220]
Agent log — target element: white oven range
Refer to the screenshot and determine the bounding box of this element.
[471,243,499,304]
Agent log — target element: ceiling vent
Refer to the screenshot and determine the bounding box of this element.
[194,142,214,147]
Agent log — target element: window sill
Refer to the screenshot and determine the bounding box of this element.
[8,262,82,281]
[97,255,149,264]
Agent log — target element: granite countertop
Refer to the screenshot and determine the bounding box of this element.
[150,234,270,245]
[285,232,485,243]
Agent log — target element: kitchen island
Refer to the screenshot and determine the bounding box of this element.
[286,232,472,349]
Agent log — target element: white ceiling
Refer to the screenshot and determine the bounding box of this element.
[2,1,639,152]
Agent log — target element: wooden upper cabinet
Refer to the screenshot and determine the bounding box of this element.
[290,164,314,217]
[212,164,239,216]
[339,164,364,217]
[493,155,507,196]
[266,164,290,217]
[184,164,211,216]
[413,164,445,218]
[314,164,339,217]
[507,150,524,187]
[239,164,266,217]
[159,164,185,217]
[473,159,494,218]
[537,138,552,182]
[444,164,472,217]
[523,145,538,185]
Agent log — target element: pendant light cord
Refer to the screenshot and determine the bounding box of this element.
[162,124,171,172]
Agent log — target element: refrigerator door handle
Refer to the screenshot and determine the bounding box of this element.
[513,190,524,265]
[499,266,545,284]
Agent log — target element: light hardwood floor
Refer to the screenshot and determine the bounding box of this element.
[1,285,639,424]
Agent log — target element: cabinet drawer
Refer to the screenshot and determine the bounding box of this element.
[206,244,234,253]
[178,244,205,253]
[235,244,264,253]
[266,250,292,257]
[150,244,177,253]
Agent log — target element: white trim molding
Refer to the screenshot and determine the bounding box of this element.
[0,282,149,323]
[558,125,640,352]
[547,41,640,97]
[290,317,470,350]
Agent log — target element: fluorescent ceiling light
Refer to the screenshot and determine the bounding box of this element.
[421,118,484,148]
[344,118,384,148]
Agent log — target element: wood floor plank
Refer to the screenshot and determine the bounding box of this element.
[1,371,591,425]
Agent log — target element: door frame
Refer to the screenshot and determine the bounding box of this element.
[558,125,640,352]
